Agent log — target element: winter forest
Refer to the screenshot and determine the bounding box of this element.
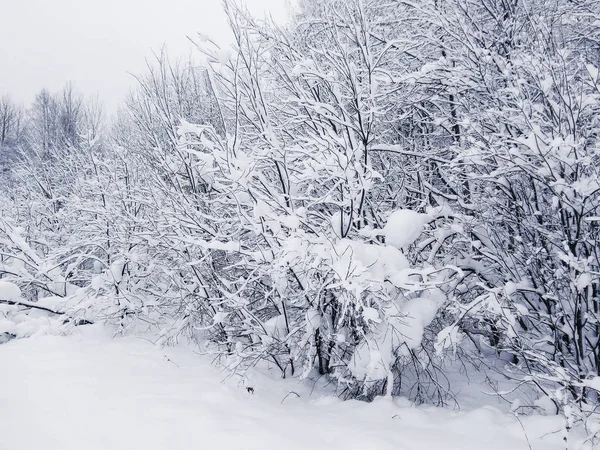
[1,0,600,448]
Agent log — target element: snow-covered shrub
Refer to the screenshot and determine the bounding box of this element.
[150,2,464,401]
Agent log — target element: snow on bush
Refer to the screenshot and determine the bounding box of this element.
[0,282,68,341]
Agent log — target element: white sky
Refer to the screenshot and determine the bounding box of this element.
[0,0,290,112]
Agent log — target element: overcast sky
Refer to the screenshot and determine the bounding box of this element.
[0,0,289,112]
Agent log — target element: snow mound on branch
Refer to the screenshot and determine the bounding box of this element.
[383,209,430,249]
[0,281,21,301]
[334,239,410,285]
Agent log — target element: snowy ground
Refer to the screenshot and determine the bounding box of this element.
[0,327,575,450]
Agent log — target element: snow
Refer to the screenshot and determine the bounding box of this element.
[435,325,463,355]
[217,49,231,65]
[586,63,599,82]
[575,272,593,291]
[362,306,380,323]
[584,376,600,392]
[349,290,446,382]
[0,280,21,300]
[212,311,229,324]
[334,239,410,287]
[305,308,322,332]
[383,209,430,249]
[396,294,442,350]
[0,330,572,450]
